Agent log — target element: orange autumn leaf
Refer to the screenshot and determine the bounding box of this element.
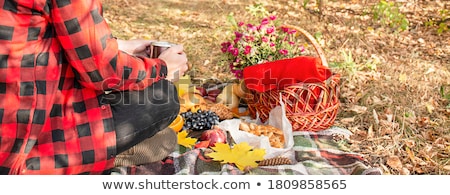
[206,142,266,171]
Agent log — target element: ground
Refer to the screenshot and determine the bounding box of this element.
[102,0,450,175]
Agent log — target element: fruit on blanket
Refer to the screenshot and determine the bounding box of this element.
[215,84,239,109]
[200,127,227,147]
[168,114,184,133]
[180,109,220,131]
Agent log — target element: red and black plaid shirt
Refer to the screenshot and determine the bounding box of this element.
[0,0,166,174]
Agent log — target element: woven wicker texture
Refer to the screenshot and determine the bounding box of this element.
[246,25,340,132]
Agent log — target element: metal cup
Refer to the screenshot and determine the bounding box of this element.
[149,41,174,58]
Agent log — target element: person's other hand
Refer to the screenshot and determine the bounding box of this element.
[117,39,154,57]
[158,44,188,82]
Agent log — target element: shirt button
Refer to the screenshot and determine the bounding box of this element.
[101,105,106,109]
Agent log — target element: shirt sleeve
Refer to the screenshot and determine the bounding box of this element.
[50,0,166,91]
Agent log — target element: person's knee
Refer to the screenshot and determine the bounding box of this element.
[153,79,180,117]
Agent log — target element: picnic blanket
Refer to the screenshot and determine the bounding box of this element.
[111,127,382,175]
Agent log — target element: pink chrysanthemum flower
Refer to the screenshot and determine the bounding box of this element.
[220,13,306,79]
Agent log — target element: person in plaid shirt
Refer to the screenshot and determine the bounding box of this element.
[0,0,188,174]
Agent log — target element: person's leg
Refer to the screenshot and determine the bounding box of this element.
[102,79,179,154]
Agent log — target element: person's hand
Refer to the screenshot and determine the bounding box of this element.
[117,39,188,81]
[117,39,154,57]
[158,44,188,82]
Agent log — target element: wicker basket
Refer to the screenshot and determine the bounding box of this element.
[245,25,340,132]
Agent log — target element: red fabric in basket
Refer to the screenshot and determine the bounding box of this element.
[242,56,332,93]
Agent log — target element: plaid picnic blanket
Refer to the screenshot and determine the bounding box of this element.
[111,127,382,175]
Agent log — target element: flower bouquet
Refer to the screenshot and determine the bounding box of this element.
[220,15,305,79]
[220,12,341,132]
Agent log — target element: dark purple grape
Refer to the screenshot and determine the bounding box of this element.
[180,109,220,131]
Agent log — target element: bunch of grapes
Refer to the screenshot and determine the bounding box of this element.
[180,109,220,131]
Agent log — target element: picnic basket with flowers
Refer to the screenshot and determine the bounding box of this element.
[220,14,340,132]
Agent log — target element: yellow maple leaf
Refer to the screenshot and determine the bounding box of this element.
[206,142,266,171]
[177,130,197,148]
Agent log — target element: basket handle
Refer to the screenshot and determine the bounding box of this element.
[281,24,329,68]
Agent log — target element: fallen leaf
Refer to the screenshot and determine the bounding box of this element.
[405,147,416,163]
[379,120,398,135]
[177,130,198,149]
[414,165,425,174]
[372,109,380,127]
[417,117,430,127]
[380,164,391,174]
[417,38,425,44]
[386,155,403,171]
[400,167,410,175]
[399,73,407,83]
[425,102,435,114]
[367,124,374,138]
[350,105,367,114]
[404,140,416,148]
[340,117,355,124]
[385,113,393,122]
[195,140,210,149]
[443,165,450,171]
[425,67,435,74]
[206,142,266,171]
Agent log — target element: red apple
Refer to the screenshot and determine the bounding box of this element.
[200,127,227,147]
